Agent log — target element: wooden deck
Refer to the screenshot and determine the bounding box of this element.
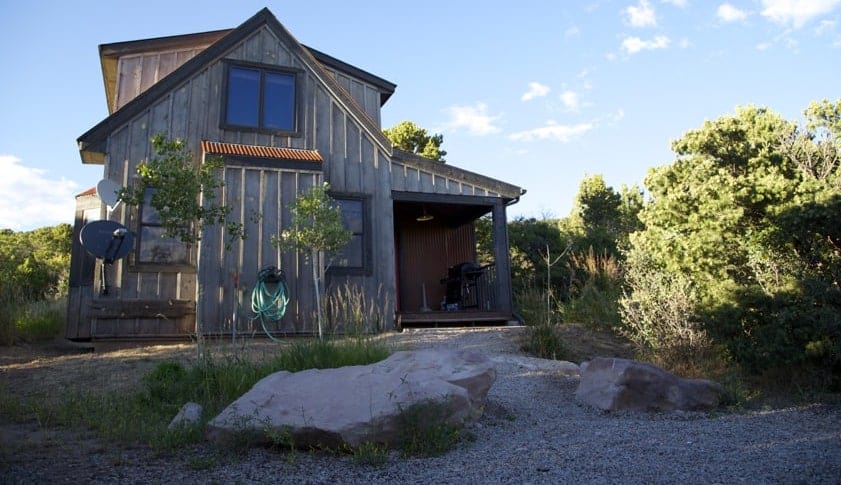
[397,310,519,328]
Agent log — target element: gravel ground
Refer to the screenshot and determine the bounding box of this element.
[3,327,840,484]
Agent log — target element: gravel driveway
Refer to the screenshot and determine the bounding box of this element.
[3,327,840,484]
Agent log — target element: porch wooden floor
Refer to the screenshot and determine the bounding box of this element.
[397,310,519,328]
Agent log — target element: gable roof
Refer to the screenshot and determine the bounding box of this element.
[97,29,395,115]
[77,7,395,163]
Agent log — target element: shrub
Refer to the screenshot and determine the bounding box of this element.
[702,279,841,391]
[562,247,622,327]
[619,250,716,372]
[515,284,568,360]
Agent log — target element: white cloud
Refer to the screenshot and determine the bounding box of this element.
[565,25,581,38]
[625,0,658,27]
[509,121,593,143]
[756,41,773,50]
[717,3,748,22]
[521,82,551,101]
[816,19,837,34]
[560,90,580,111]
[0,155,80,231]
[662,0,688,7]
[442,102,502,135]
[761,0,841,29]
[622,35,671,53]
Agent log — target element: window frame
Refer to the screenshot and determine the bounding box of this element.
[327,192,372,277]
[220,60,302,136]
[130,188,194,272]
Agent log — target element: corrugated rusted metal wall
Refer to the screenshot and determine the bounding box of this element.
[397,218,475,312]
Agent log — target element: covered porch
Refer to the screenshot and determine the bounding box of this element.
[392,191,518,328]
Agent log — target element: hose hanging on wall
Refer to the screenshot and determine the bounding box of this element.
[250,266,290,342]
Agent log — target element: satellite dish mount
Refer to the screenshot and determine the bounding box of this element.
[80,220,134,295]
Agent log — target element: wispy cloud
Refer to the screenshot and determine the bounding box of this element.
[560,90,581,111]
[625,0,658,27]
[509,121,593,143]
[662,0,688,7]
[717,3,748,22]
[761,0,841,29]
[622,35,671,53]
[0,155,79,231]
[565,25,581,38]
[442,102,502,135]
[521,82,551,102]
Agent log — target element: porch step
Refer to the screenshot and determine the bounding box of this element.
[398,311,516,328]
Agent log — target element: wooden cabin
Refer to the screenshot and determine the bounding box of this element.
[66,8,524,344]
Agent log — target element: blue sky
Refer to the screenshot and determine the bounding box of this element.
[1,0,839,231]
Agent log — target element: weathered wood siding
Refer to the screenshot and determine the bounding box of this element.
[198,164,321,334]
[95,25,398,337]
[321,66,384,127]
[389,159,504,198]
[114,47,207,112]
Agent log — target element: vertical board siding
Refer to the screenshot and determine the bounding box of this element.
[114,47,206,111]
[199,165,321,334]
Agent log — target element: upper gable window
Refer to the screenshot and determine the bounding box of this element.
[223,63,297,133]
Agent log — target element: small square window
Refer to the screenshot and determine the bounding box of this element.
[224,64,296,132]
[330,195,369,275]
[137,189,190,265]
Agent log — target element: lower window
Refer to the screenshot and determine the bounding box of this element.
[330,194,369,274]
[137,189,190,265]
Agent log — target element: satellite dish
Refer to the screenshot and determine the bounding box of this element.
[80,220,134,264]
[96,179,122,211]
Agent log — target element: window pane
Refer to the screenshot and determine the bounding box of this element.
[139,227,188,264]
[336,199,363,234]
[335,234,363,268]
[263,72,295,130]
[226,67,260,127]
[141,189,160,224]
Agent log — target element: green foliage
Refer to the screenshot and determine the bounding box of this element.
[0,224,72,301]
[622,100,841,390]
[396,399,463,457]
[349,441,389,467]
[619,249,715,371]
[272,183,352,339]
[569,175,644,256]
[505,216,573,295]
[273,183,352,256]
[273,338,391,372]
[118,134,244,247]
[562,248,622,327]
[514,284,569,360]
[383,120,447,162]
[6,338,392,452]
[0,224,71,345]
[14,299,65,342]
[323,283,390,335]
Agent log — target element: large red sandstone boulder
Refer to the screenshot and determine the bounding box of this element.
[206,349,495,449]
[575,357,723,412]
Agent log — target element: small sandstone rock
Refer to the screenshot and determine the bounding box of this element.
[575,357,723,412]
[168,402,203,429]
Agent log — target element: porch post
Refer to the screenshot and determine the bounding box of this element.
[491,200,513,313]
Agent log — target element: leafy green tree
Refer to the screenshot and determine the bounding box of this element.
[622,101,841,385]
[273,183,352,340]
[384,120,447,162]
[118,135,243,245]
[118,135,245,355]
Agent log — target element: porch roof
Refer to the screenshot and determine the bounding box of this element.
[201,141,323,162]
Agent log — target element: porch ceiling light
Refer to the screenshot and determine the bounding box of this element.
[417,206,434,222]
